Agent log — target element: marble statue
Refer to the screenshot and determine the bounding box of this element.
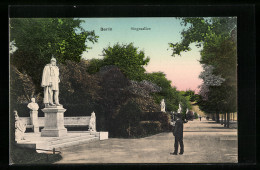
[14,110,27,141]
[89,111,96,132]
[177,103,182,113]
[27,97,39,133]
[41,56,61,106]
[186,108,189,114]
[160,99,166,112]
[27,98,39,111]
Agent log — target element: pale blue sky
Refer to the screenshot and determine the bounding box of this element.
[80,18,203,92]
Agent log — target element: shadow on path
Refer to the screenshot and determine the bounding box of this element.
[209,126,237,130]
[202,121,237,124]
[184,130,236,132]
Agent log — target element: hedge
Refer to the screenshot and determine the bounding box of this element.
[10,103,44,117]
[141,111,171,131]
[10,103,171,137]
[132,121,162,138]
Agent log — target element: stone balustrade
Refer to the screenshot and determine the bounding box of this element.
[20,116,93,132]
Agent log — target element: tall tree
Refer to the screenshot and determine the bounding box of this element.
[87,43,150,81]
[145,72,191,113]
[169,17,237,126]
[10,65,37,104]
[181,90,200,102]
[199,36,237,127]
[169,17,236,56]
[10,18,98,93]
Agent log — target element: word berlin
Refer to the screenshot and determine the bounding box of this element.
[131,27,151,31]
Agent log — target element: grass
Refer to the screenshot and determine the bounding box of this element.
[10,143,62,165]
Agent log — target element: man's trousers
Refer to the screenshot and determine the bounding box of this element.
[174,136,184,153]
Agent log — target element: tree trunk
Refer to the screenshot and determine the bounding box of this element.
[224,113,227,127]
[227,112,230,128]
[221,114,223,125]
[216,112,220,123]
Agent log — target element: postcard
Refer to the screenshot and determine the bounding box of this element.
[9,16,238,164]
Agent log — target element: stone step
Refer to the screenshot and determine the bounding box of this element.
[48,132,93,142]
[50,135,96,145]
[35,133,100,153]
[49,134,95,145]
[68,131,91,133]
[49,136,99,150]
[42,131,97,142]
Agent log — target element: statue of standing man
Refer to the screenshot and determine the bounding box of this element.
[160,99,166,112]
[41,56,61,106]
[177,103,182,113]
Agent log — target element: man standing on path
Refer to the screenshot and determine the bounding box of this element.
[171,113,184,155]
[199,115,202,121]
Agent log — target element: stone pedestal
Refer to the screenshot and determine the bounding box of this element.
[41,105,67,137]
[30,110,39,133]
[99,132,109,140]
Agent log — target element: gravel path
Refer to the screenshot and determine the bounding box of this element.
[55,118,237,163]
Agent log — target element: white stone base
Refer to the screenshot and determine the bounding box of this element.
[30,111,39,133]
[41,128,67,137]
[99,132,108,140]
[33,127,39,133]
[40,106,67,137]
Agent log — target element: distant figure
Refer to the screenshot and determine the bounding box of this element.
[14,110,27,141]
[171,111,175,121]
[186,110,194,121]
[171,113,184,155]
[27,97,39,111]
[186,109,189,119]
[89,112,96,132]
[177,103,182,113]
[160,99,166,112]
[199,115,202,121]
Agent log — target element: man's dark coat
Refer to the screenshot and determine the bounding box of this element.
[173,118,183,139]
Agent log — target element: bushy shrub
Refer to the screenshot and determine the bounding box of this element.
[117,112,171,138]
[59,60,101,105]
[133,121,162,137]
[10,103,31,117]
[186,111,195,120]
[140,112,162,121]
[158,112,171,131]
[86,58,104,74]
[140,121,162,134]
[110,100,142,138]
[63,104,95,117]
[10,103,46,117]
[141,112,171,131]
[101,43,150,81]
